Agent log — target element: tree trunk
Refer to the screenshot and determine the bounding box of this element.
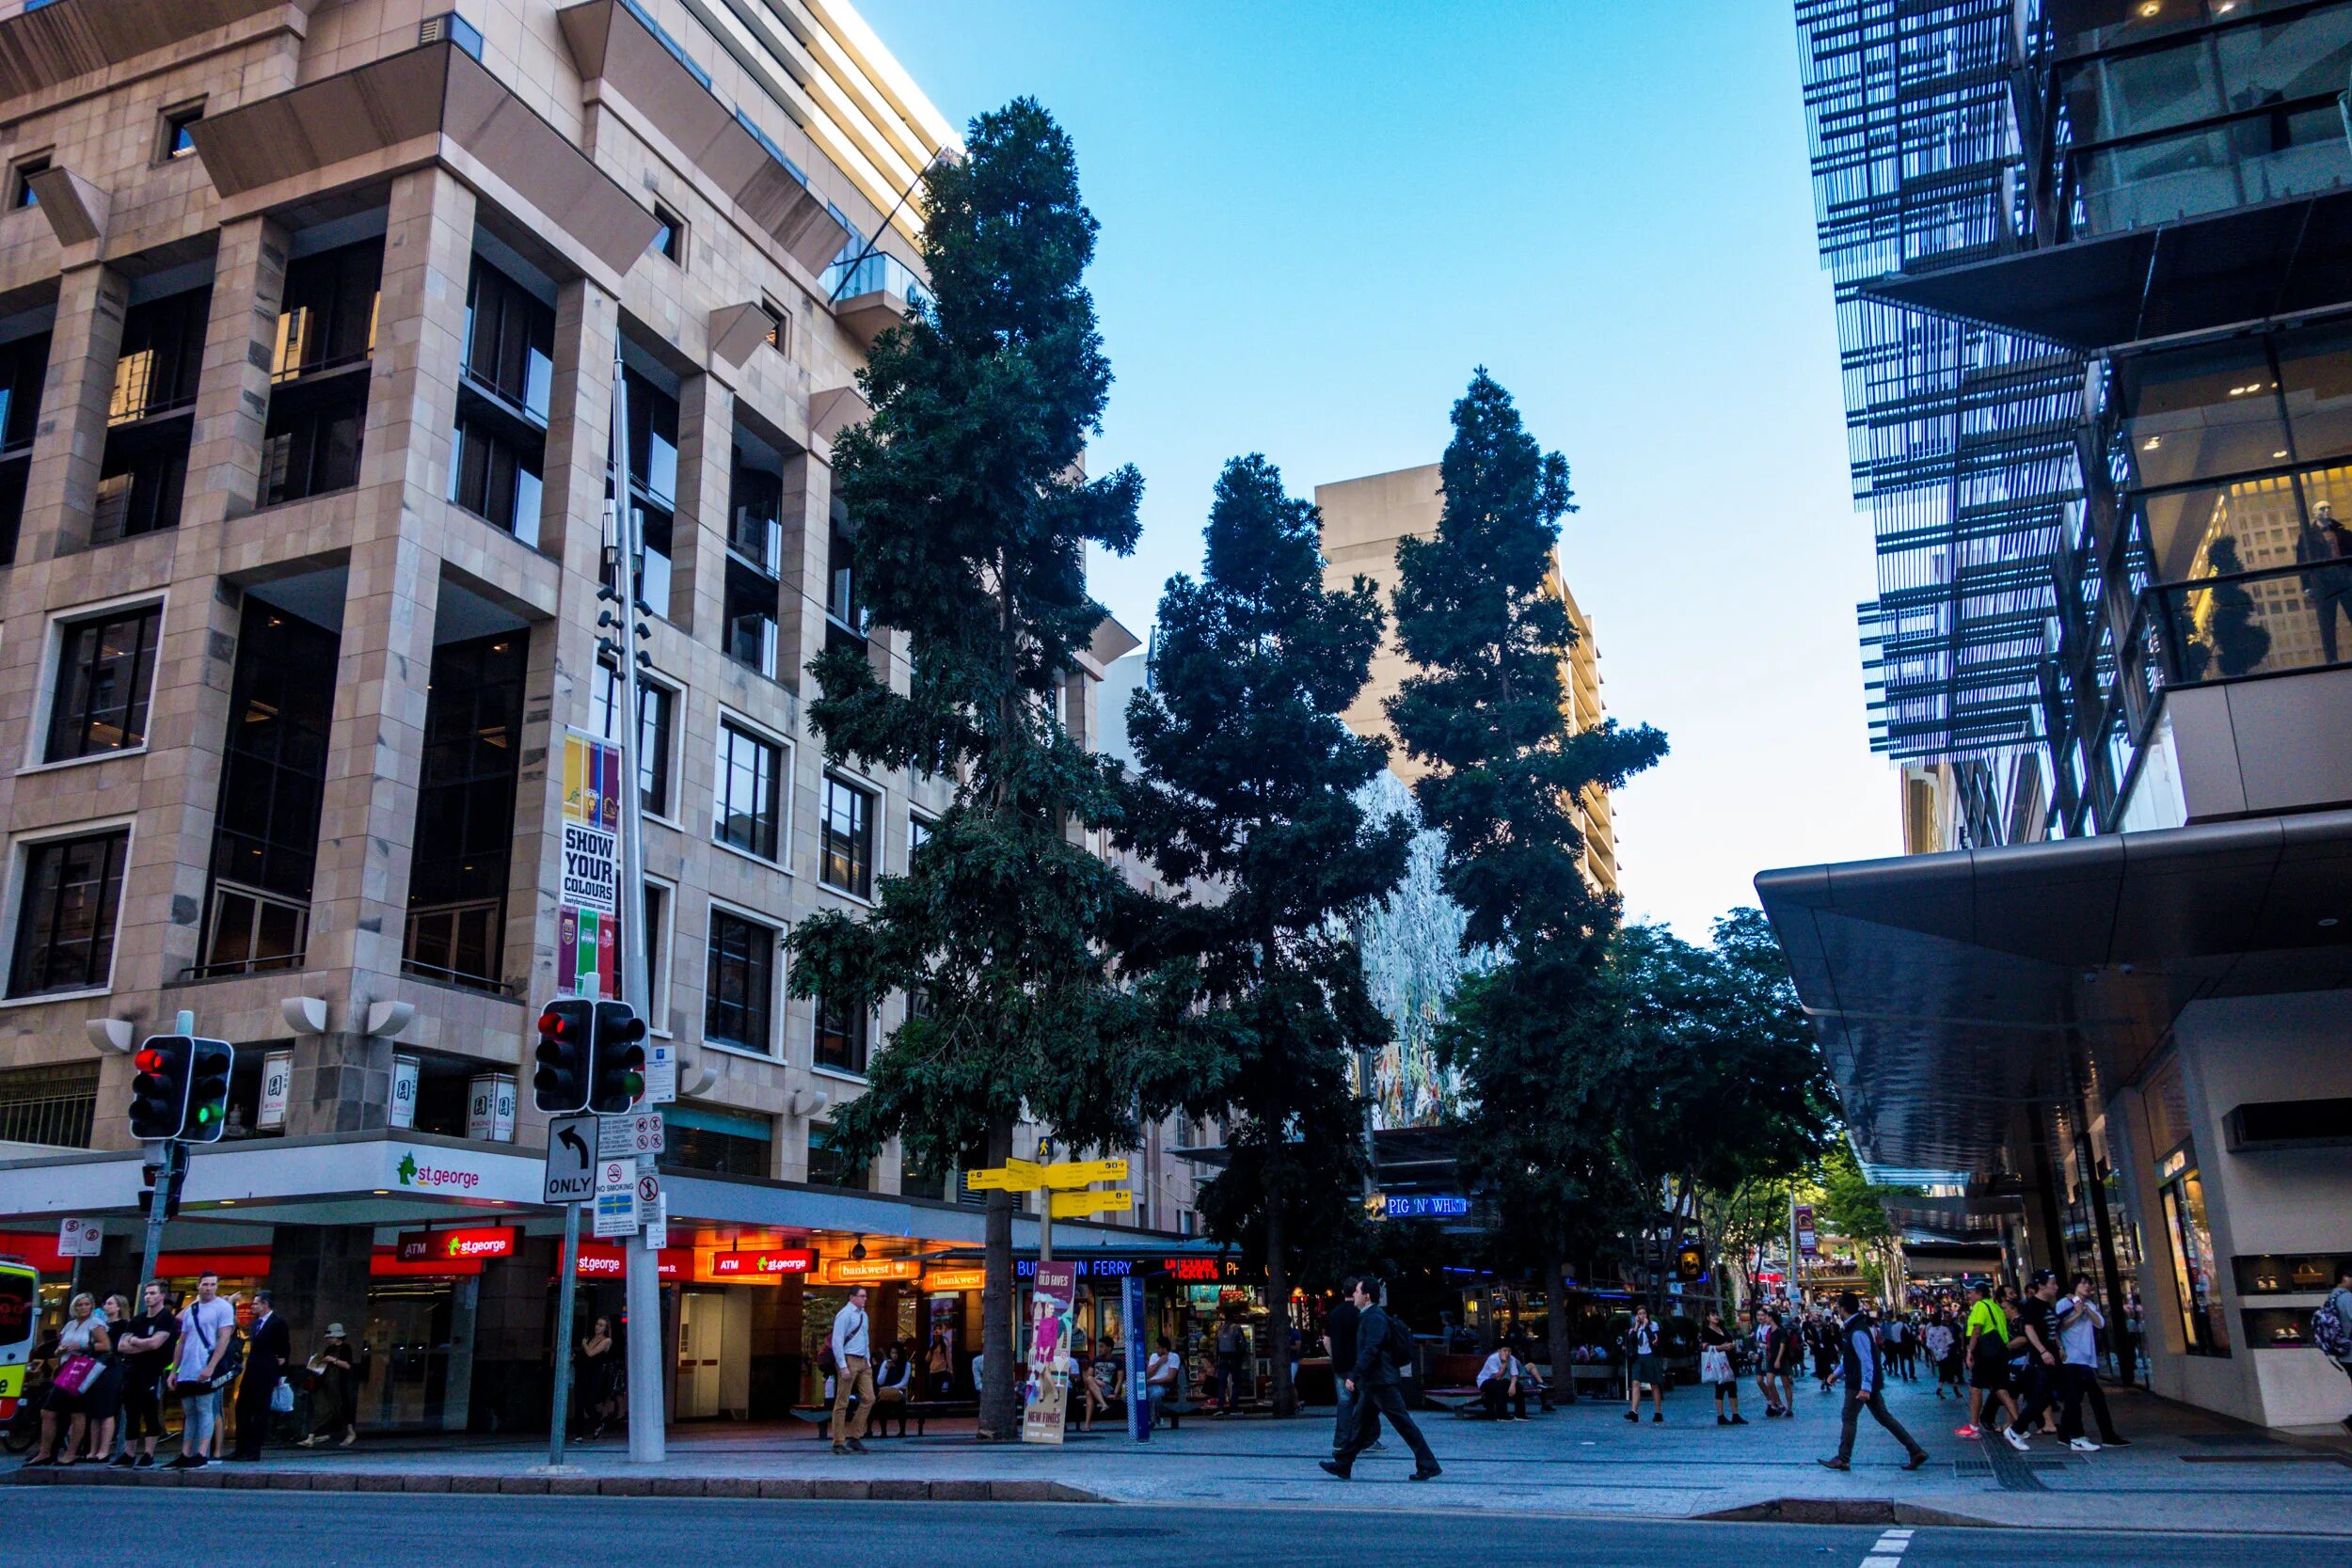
[1264,1164,1294,1418]
[1545,1243,1574,1404]
[977,1114,1018,1439]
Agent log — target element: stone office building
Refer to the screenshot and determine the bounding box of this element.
[0,0,1186,1432]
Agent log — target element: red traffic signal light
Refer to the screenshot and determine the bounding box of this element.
[128,1035,194,1141]
[534,998,596,1114]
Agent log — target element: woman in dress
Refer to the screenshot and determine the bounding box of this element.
[24,1292,111,1467]
[77,1293,129,1462]
[1697,1309,1745,1426]
[298,1324,359,1447]
[578,1317,619,1439]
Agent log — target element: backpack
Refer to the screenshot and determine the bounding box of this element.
[817,1342,839,1377]
[2313,1299,2352,1360]
[1216,1323,1244,1357]
[1383,1311,1416,1370]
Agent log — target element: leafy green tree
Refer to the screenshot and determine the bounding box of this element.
[1119,455,1409,1416]
[785,99,1152,1440]
[1387,370,1668,1379]
[1815,1142,1915,1301]
[1612,911,1835,1311]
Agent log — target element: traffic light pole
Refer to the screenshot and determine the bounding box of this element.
[136,1006,196,1290]
[546,1197,582,1470]
[609,350,664,1465]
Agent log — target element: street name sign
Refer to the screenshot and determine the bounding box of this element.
[1047,1188,1134,1219]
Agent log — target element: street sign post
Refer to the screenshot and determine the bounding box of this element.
[598,1110,664,1159]
[1047,1189,1133,1219]
[1042,1158,1127,1188]
[544,1115,597,1204]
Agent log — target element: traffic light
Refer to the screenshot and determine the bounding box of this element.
[128,1035,194,1140]
[533,999,595,1113]
[184,1038,233,1143]
[590,1001,646,1114]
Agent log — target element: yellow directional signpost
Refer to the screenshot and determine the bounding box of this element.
[1048,1189,1133,1218]
[962,1156,1132,1262]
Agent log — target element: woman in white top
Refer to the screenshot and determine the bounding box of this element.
[26,1293,111,1468]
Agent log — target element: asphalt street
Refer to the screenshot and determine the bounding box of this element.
[18,1490,2352,1568]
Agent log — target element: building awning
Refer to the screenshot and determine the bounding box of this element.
[187,40,660,288]
[1756,809,2352,1179]
[1860,188,2352,352]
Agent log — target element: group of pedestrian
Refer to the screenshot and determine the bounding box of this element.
[19,1273,363,1471]
[1955,1272,2131,1453]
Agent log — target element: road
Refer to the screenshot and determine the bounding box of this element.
[18,1490,2352,1567]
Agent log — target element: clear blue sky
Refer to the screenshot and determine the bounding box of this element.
[855,0,1899,939]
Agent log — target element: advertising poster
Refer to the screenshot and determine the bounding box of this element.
[1021,1261,1076,1446]
[1794,1202,1820,1259]
[559,728,624,1000]
[1122,1275,1151,1442]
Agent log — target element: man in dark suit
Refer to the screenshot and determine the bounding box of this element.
[230,1289,292,1461]
[1320,1276,1439,1481]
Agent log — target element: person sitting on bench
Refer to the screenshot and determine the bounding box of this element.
[871,1341,914,1437]
[1478,1346,1529,1421]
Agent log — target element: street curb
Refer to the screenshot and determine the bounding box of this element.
[1695,1497,1999,1528]
[4,1467,1107,1504]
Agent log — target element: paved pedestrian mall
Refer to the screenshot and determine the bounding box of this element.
[16,1373,2352,1535]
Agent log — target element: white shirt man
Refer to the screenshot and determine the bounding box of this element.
[170,1273,237,1469]
[1478,1349,1528,1421]
[828,1286,875,1455]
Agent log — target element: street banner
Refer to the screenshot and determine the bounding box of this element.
[1795,1203,1820,1259]
[1122,1275,1150,1442]
[559,728,624,1000]
[1022,1261,1076,1446]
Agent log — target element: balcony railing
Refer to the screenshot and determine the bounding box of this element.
[824,250,932,314]
[189,882,310,978]
[403,897,507,994]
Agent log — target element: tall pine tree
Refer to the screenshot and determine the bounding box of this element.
[786,100,1149,1440]
[1120,455,1409,1418]
[1387,371,1668,1379]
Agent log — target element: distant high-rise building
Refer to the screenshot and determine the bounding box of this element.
[1314,464,1618,896]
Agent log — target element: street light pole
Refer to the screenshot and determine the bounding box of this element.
[608,350,664,1465]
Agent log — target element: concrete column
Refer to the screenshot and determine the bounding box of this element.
[775,450,829,700]
[184,213,291,529]
[516,280,619,1015]
[267,1223,373,1360]
[358,166,476,506]
[442,1275,481,1432]
[673,372,731,644]
[11,260,125,562]
[288,1029,396,1134]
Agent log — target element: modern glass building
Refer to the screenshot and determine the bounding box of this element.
[1765,0,2352,1429]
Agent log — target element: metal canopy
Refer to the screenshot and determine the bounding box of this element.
[1862,191,2352,353]
[1757,809,2352,1178]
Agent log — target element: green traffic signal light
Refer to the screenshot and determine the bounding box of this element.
[183,1038,234,1145]
[590,1001,648,1114]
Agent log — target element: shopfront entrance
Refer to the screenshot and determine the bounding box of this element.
[675,1287,751,1419]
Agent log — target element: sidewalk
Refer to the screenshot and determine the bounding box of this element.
[13,1371,2352,1533]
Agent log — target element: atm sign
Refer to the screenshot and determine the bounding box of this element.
[711,1248,816,1277]
[395,1227,516,1263]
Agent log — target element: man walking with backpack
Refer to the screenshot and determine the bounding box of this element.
[828,1285,875,1456]
[1321,1276,1440,1482]
[1819,1291,1929,1473]
[2317,1262,2352,1432]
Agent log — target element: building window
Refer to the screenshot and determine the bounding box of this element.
[2161,1162,2230,1356]
[450,418,544,545]
[460,254,553,420]
[617,362,677,618]
[814,990,866,1076]
[403,631,525,990]
[96,287,209,545]
[0,1061,99,1148]
[649,202,685,265]
[0,324,49,565]
[592,660,675,818]
[724,561,779,678]
[8,830,130,997]
[639,880,669,1022]
[825,499,866,649]
[200,599,338,976]
[704,907,775,1053]
[452,255,552,546]
[9,154,47,210]
[47,603,163,762]
[714,719,782,862]
[158,103,204,163]
[761,296,789,353]
[261,238,380,509]
[662,1101,771,1177]
[819,774,873,898]
[807,1121,866,1190]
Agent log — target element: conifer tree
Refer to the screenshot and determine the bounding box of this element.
[785,100,1150,1440]
[1120,455,1409,1417]
[1387,370,1668,1379]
